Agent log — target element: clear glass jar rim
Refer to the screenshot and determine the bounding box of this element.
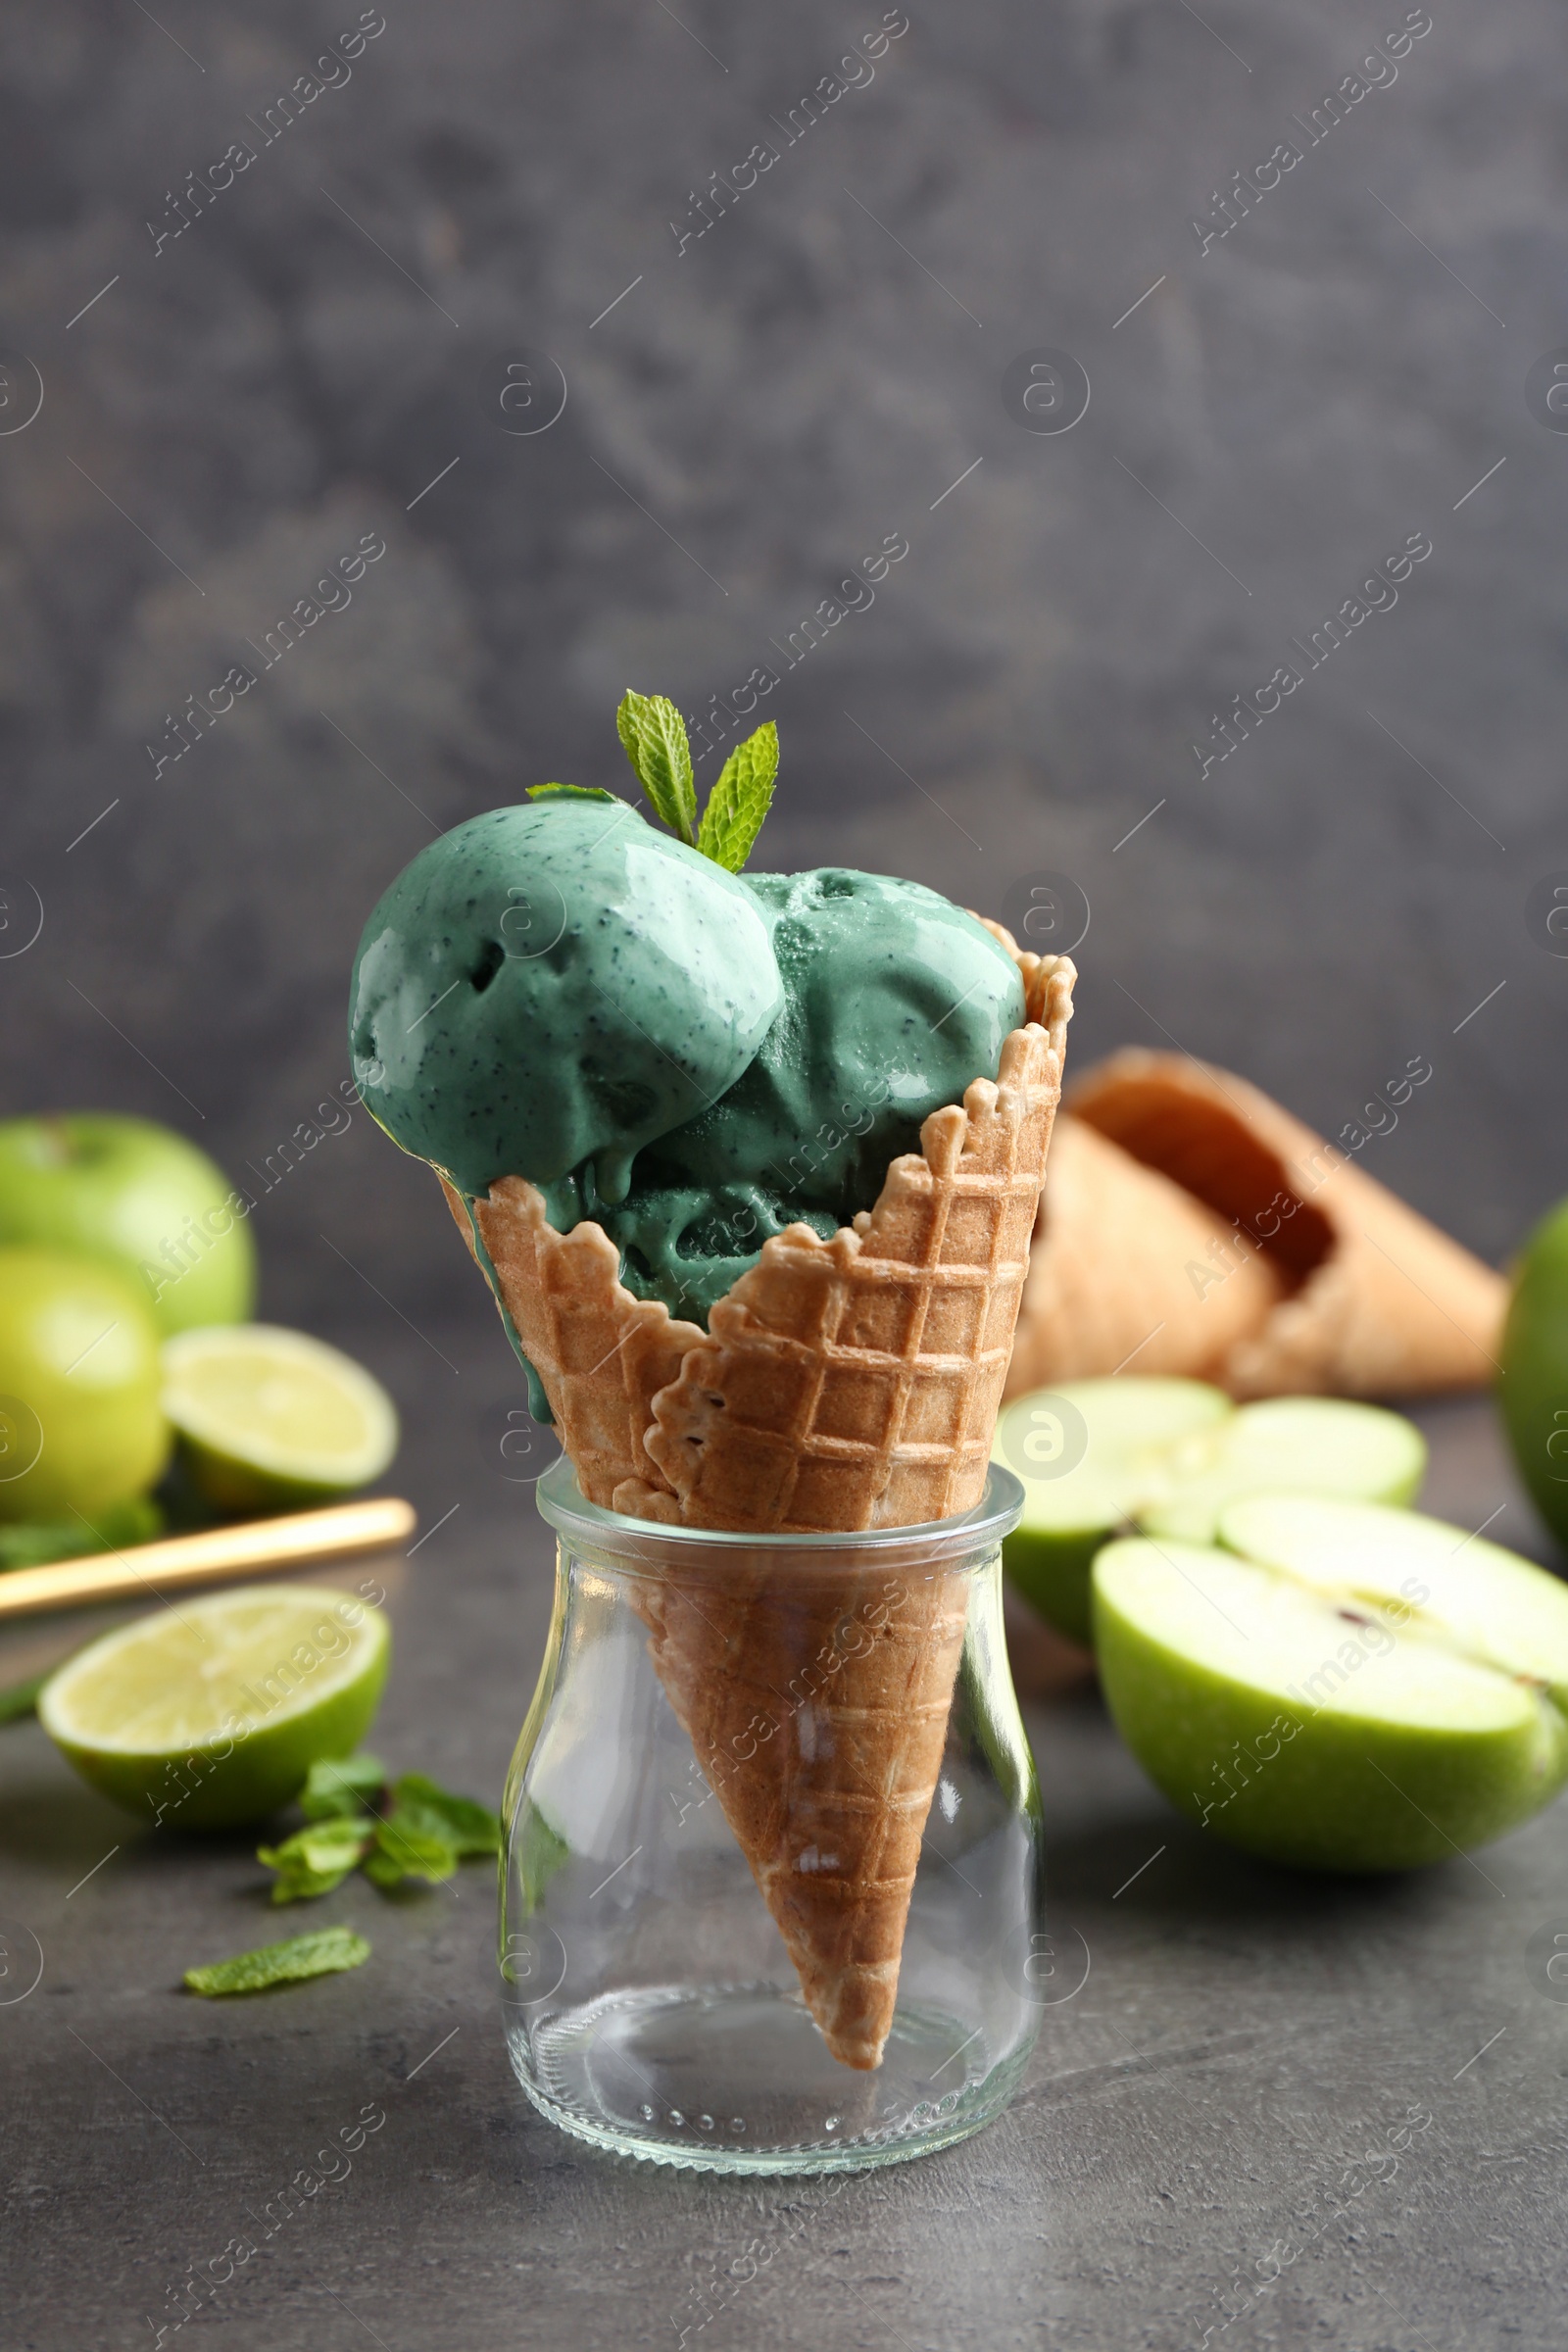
[535,1455,1024,1567]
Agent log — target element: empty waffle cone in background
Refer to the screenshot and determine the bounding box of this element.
[444,939,1075,2067]
[1004,1113,1287,1398]
[1042,1050,1506,1398]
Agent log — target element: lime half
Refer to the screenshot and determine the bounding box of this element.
[163,1325,399,1512]
[38,1584,390,1828]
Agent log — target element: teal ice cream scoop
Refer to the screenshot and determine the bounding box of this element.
[569,868,1025,1320]
[348,799,784,1201]
[350,804,1024,1333]
[349,696,1028,1415]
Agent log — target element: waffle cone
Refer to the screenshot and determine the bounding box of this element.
[444,942,1075,2067]
[1049,1050,1504,1396]
[438,1176,705,1500]
[634,1539,971,2070]
[1004,1112,1286,1396]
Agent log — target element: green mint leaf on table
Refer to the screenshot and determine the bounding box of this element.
[391,1772,502,1857]
[0,1495,163,1573]
[274,1867,346,1904]
[258,1819,377,1904]
[695,722,779,873]
[0,1525,86,1574]
[0,1667,48,1728]
[525,782,620,804]
[257,1756,496,1896]
[184,1928,370,1996]
[367,1811,460,1888]
[300,1752,386,1820]
[264,1859,355,1904]
[616,690,697,845]
[360,1849,408,1892]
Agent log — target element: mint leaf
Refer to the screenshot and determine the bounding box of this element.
[0,1495,163,1573]
[368,1811,459,1887]
[391,1772,502,1858]
[268,1863,353,1904]
[615,691,697,844]
[259,1819,376,1904]
[525,783,620,805]
[184,1928,370,1996]
[361,1849,408,1891]
[695,722,778,873]
[300,1753,386,1821]
[268,1755,499,1898]
[0,1667,47,1728]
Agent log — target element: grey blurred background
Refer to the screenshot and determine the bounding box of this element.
[2,0,1564,1364]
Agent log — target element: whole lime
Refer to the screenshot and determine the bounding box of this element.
[0,1248,170,1522]
[0,1114,256,1339]
[1499,1198,1568,1550]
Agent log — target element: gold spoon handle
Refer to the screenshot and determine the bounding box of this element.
[0,1496,417,1622]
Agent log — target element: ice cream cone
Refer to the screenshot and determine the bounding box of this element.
[634,1538,971,2069]
[1049,1050,1505,1397]
[439,1176,704,1505]
[447,942,1075,2067]
[1004,1111,1287,1397]
[627,986,1071,1534]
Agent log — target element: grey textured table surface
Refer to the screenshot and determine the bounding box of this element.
[4,1302,1564,2352]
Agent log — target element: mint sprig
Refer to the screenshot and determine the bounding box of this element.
[258,1817,377,1904]
[0,1667,48,1728]
[696,722,779,873]
[525,783,620,805]
[363,1813,458,1890]
[616,690,698,844]
[616,690,777,871]
[255,1755,502,1905]
[300,1753,386,1820]
[391,1771,504,1856]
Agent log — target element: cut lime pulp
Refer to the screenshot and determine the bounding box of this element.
[162,1324,399,1512]
[38,1583,390,1828]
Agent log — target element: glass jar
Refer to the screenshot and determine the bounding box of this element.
[500,1457,1039,2175]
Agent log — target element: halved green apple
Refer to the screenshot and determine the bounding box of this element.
[996,1378,1229,1642]
[1497,1193,1568,1550]
[1093,1495,1568,1871]
[1139,1396,1426,1544]
[996,1382,1425,1643]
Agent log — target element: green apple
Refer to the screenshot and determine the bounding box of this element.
[1138,1396,1426,1543]
[0,1248,170,1521]
[996,1382,1426,1642]
[995,1379,1231,1643]
[1498,1196,1568,1551]
[1094,1495,1568,1871]
[0,1114,256,1339]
